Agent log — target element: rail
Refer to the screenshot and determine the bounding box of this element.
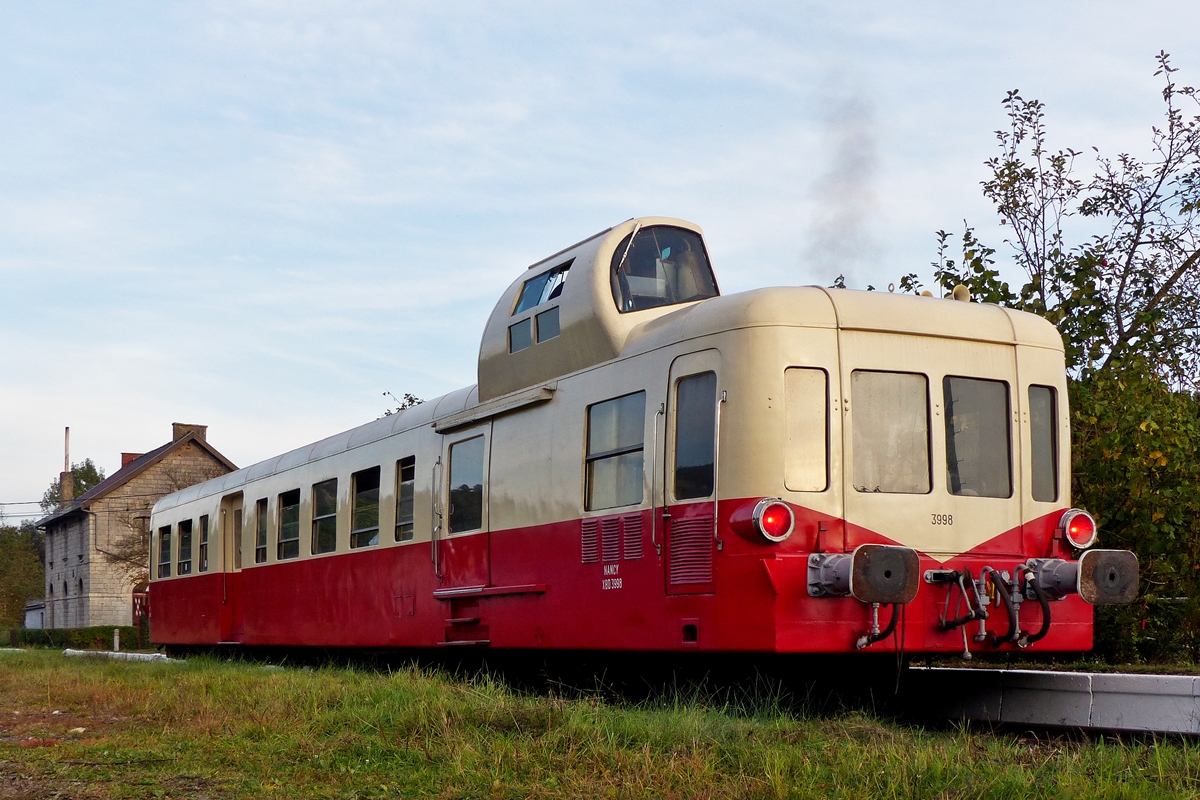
[905,666,1200,734]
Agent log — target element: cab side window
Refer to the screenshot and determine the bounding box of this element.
[1029,385,1058,502]
[585,391,646,510]
[674,373,717,500]
[448,438,485,533]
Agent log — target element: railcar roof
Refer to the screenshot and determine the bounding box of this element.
[153,284,1061,516]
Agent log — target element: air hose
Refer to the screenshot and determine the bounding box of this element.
[983,567,1020,646]
[1019,567,1052,648]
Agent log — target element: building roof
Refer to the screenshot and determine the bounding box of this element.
[36,432,237,529]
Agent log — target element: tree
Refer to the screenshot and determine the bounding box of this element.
[0,523,44,628]
[896,53,1200,662]
[913,52,1200,389]
[380,391,424,418]
[40,458,106,513]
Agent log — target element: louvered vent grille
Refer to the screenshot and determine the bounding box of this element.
[581,519,599,564]
[621,514,643,560]
[669,516,714,585]
[601,517,621,562]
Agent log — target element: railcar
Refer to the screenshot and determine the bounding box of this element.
[149,216,1138,656]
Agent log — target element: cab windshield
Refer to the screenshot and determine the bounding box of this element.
[610,226,719,313]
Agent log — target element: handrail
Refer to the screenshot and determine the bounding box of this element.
[431,457,443,578]
[650,402,664,556]
[713,390,727,550]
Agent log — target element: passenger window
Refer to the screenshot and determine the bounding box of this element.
[784,368,828,492]
[278,489,301,559]
[233,509,242,569]
[157,525,171,578]
[351,467,381,548]
[536,306,560,342]
[312,479,338,554]
[514,261,571,314]
[586,391,646,510]
[852,371,931,494]
[675,373,717,500]
[254,499,268,563]
[177,519,193,575]
[610,226,719,313]
[396,456,416,541]
[198,515,209,572]
[448,437,485,533]
[944,377,1012,498]
[509,318,532,353]
[1029,386,1058,502]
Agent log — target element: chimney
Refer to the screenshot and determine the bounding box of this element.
[172,423,207,443]
[59,426,73,505]
[121,452,144,467]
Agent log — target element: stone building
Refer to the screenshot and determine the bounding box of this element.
[36,423,236,629]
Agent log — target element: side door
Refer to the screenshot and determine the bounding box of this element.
[218,492,244,642]
[435,423,492,590]
[664,349,722,595]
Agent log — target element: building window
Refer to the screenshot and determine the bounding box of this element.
[78,578,84,595]
[852,371,931,494]
[674,373,717,500]
[254,499,268,564]
[514,261,571,314]
[351,467,381,548]
[585,391,646,510]
[177,519,193,576]
[157,525,171,578]
[944,376,1012,498]
[448,437,485,534]
[396,457,416,542]
[610,226,719,313]
[784,367,829,492]
[1029,385,1058,502]
[278,489,301,559]
[198,515,209,572]
[312,479,338,554]
[536,306,560,343]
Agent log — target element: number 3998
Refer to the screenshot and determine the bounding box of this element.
[931,514,954,526]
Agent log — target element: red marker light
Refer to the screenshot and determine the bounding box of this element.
[1060,509,1098,550]
[753,499,795,543]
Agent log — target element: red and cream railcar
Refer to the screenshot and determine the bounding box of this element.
[149,216,1137,655]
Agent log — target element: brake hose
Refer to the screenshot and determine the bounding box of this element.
[1019,568,1052,648]
[857,603,901,649]
[984,567,1020,647]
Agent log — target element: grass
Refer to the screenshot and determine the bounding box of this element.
[2,650,1200,798]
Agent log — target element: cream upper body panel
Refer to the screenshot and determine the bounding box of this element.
[152,217,1070,576]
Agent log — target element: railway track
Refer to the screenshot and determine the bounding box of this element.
[904,666,1200,734]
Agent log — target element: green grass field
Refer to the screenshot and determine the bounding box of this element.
[2,650,1199,799]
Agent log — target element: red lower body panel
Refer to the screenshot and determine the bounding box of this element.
[151,500,1092,654]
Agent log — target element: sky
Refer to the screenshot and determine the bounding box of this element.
[2,1,1199,520]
